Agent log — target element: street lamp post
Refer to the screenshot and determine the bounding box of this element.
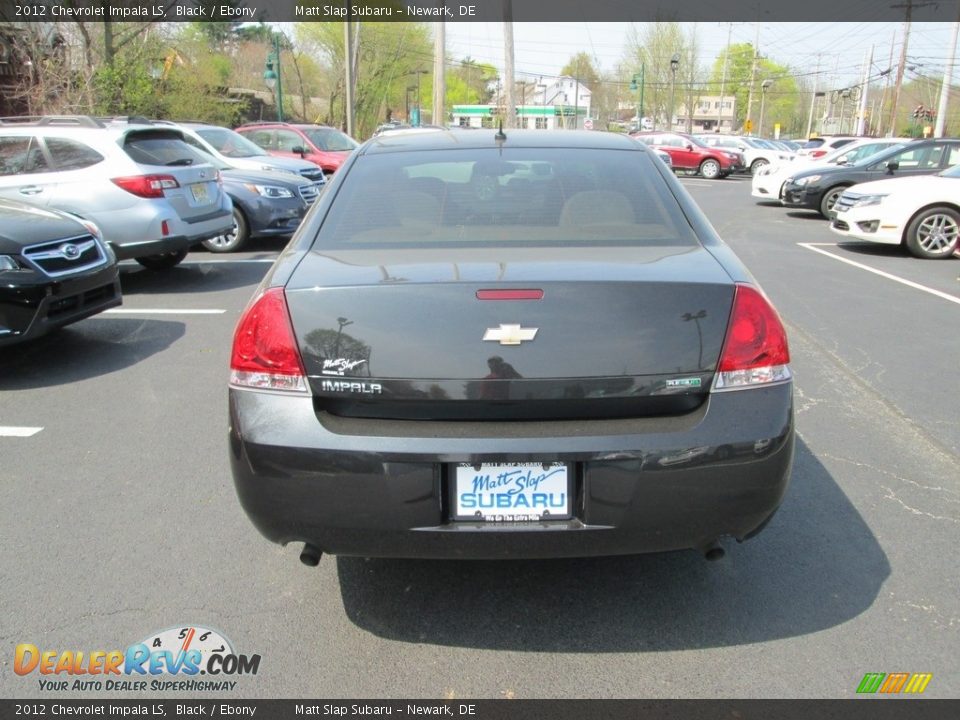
[669,53,680,132]
[405,85,416,120]
[410,69,428,126]
[758,79,773,137]
[263,33,283,122]
[629,64,645,131]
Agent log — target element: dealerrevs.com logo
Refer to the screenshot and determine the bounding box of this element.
[15,625,261,692]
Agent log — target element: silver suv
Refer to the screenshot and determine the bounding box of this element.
[0,116,233,270]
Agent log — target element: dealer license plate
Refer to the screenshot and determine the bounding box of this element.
[453,462,571,522]
[190,182,211,204]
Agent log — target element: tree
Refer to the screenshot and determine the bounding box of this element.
[709,43,801,135]
[295,22,433,137]
[624,22,699,130]
[560,52,600,91]
[447,57,498,105]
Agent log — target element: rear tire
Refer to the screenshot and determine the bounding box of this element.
[904,206,960,259]
[135,249,188,271]
[202,208,248,253]
[699,159,721,179]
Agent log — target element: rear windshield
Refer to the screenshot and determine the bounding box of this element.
[314,147,698,249]
[196,127,267,158]
[122,132,209,167]
[303,128,358,152]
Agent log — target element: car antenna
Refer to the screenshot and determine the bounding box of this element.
[495,121,506,155]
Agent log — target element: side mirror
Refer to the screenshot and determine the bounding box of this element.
[291,145,307,157]
[836,157,848,165]
[685,143,694,151]
[886,159,900,173]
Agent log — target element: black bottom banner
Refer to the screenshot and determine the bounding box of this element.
[3,700,959,720]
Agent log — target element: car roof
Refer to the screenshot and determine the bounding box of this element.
[239,122,337,131]
[362,129,643,154]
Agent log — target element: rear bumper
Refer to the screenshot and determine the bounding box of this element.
[229,382,795,559]
[111,220,234,260]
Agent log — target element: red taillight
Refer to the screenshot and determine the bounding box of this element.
[476,289,544,300]
[810,150,827,158]
[715,284,790,390]
[230,287,308,393]
[111,174,180,199]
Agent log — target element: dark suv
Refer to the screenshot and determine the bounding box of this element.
[0,198,121,345]
[631,131,744,178]
[234,122,358,176]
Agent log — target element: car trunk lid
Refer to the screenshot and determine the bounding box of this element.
[284,246,735,420]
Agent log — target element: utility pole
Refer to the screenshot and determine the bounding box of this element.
[745,23,760,134]
[876,30,897,136]
[935,1,960,137]
[856,46,873,135]
[716,22,734,132]
[502,0,516,129]
[889,1,936,137]
[433,11,445,127]
[805,55,821,138]
[343,9,354,136]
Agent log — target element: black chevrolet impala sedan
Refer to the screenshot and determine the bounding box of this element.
[228,130,794,564]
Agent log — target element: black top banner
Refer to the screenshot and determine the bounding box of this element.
[0,0,955,23]
[3,700,960,720]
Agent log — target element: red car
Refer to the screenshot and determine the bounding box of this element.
[631,131,744,179]
[235,122,358,176]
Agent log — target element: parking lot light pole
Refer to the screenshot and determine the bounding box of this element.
[410,69,429,126]
[758,79,773,137]
[264,34,283,122]
[629,65,645,130]
[670,54,680,132]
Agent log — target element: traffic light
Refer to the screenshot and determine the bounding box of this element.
[912,105,923,119]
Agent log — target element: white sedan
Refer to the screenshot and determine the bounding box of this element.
[829,164,960,259]
[751,138,905,201]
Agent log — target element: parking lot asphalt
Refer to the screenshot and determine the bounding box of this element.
[1,174,957,699]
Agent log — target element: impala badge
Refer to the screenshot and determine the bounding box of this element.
[483,324,538,346]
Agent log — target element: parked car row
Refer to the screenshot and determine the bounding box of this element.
[0,114,360,345]
[750,134,960,259]
[695,134,795,175]
[630,131,745,178]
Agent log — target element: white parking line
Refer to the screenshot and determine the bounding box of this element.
[179,259,276,264]
[104,309,226,315]
[798,242,960,306]
[120,258,276,265]
[0,426,43,437]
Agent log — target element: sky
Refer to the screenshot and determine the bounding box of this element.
[442,22,959,92]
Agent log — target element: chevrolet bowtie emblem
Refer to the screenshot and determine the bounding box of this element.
[483,324,538,346]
